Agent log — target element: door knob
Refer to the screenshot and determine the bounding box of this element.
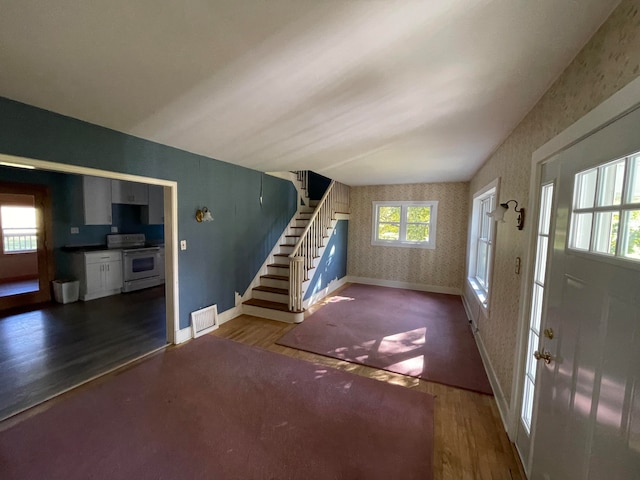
[534,350,553,365]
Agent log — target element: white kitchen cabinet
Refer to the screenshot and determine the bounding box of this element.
[111,180,149,205]
[83,176,112,225]
[73,250,123,301]
[142,185,164,224]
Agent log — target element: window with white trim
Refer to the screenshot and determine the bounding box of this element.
[371,201,437,249]
[467,180,498,306]
[1,205,37,254]
[569,152,640,260]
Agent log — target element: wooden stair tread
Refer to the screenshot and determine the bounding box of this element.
[268,263,289,269]
[253,285,288,295]
[244,298,302,313]
[274,253,290,257]
[261,274,288,281]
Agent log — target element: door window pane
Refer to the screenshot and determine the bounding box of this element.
[597,160,625,207]
[593,211,619,255]
[627,155,640,204]
[574,169,597,209]
[621,210,640,260]
[570,213,593,250]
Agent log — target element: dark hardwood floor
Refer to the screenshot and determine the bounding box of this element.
[0,286,166,420]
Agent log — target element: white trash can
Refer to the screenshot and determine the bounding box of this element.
[52,279,80,304]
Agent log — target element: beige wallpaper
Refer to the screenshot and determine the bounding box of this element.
[347,182,469,291]
[470,0,640,404]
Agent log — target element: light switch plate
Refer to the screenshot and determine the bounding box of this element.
[70,227,79,234]
[180,240,187,250]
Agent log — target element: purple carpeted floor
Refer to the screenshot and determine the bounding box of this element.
[0,335,434,480]
[277,283,493,395]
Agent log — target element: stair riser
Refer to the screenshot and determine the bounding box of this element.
[252,290,289,303]
[282,238,299,246]
[242,304,303,324]
[267,265,290,276]
[272,256,290,266]
[278,245,294,255]
[293,219,309,228]
[261,277,289,289]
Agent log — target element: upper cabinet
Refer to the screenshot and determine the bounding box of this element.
[142,185,164,225]
[83,176,112,225]
[111,180,148,205]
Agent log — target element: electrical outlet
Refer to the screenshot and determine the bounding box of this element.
[180,240,187,251]
[70,227,79,234]
[111,226,118,233]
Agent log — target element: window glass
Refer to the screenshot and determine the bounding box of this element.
[1,205,37,253]
[570,213,593,250]
[597,160,625,207]
[627,156,640,204]
[568,152,640,262]
[593,211,619,255]
[621,210,640,260]
[372,201,437,248]
[574,168,597,209]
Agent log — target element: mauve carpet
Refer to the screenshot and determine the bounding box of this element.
[0,335,434,480]
[277,283,493,395]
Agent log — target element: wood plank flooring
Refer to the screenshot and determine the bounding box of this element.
[213,294,526,480]
[0,286,166,421]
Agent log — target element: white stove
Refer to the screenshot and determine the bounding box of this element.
[107,234,163,292]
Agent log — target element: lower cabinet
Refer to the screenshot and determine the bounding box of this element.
[73,251,123,301]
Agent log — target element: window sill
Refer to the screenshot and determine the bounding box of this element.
[371,240,435,249]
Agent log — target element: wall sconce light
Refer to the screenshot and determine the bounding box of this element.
[487,199,525,230]
[195,207,213,223]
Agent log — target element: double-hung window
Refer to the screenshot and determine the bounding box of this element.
[468,180,498,306]
[371,201,438,249]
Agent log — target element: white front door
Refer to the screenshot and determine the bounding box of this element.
[529,106,640,479]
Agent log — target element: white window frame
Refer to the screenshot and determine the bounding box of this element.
[467,179,499,308]
[371,201,438,249]
[568,152,640,263]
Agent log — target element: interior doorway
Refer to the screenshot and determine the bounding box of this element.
[0,182,53,310]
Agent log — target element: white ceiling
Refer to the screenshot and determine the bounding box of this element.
[0,0,619,186]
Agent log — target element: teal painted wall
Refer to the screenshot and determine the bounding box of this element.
[304,220,348,300]
[0,97,297,328]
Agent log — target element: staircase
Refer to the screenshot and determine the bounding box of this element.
[242,172,349,323]
[242,204,314,323]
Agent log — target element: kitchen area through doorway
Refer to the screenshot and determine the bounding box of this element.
[0,163,169,421]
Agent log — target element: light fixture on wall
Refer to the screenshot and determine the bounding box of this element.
[195,207,213,223]
[487,199,525,230]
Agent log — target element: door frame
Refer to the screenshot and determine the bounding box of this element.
[509,75,640,475]
[0,153,179,344]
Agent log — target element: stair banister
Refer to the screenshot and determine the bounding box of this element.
[288,180,336,311]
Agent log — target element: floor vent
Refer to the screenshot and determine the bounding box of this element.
[191,304,219,338]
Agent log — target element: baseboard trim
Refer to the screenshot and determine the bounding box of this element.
[473,330,510,432]
[219,306,241,325]
[461,293,473,323]
[175,326,192,344]
[303,276,348,309]
[346,276,460,296]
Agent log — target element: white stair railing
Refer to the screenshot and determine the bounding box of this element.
[288,180,350,312]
